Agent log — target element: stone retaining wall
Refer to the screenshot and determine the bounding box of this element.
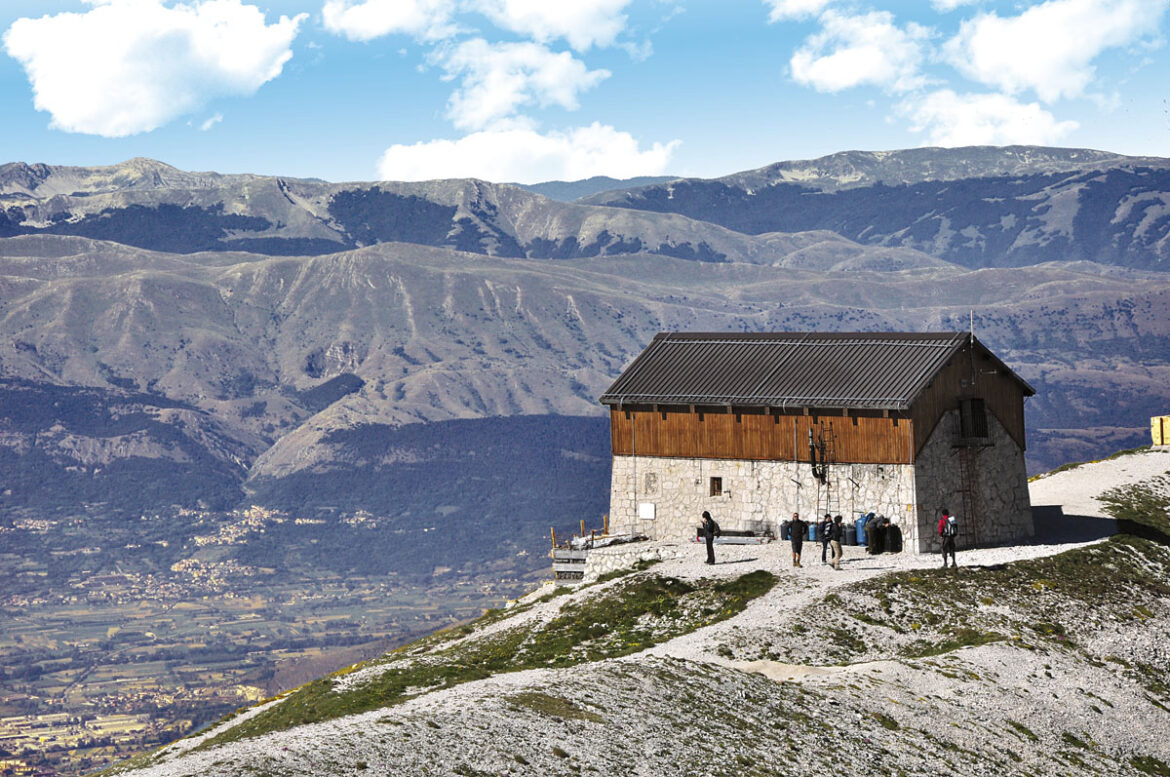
[582,541,688,582]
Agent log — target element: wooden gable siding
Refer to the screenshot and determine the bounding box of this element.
[609,408,913,464]
[909,343,1027,454]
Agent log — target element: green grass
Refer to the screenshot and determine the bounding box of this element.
[903,627,1005,658]
[1006,720,1038,742]
[193,570,777,751]
[1099,474,1170,538]
[1131,756,1170,776]
[505,691,603,723]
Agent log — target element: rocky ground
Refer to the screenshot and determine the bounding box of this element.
[106,449,1170,777]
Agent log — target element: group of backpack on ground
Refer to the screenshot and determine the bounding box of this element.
[698,509,961,569]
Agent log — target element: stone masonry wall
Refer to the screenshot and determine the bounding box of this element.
[608,455,917,545]
[582,541,689,582]
[913,409,1034,554]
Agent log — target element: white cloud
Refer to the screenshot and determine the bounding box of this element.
[3,0,304,137]
[377,123,679,183]
[790,10,931,93]
[199,113,224,131]
[930,0,977,11]
[435,39,609,131]
[469,0,632,51]
[321,0,457,43]
[765,0,835,23]
[903,89,1079,146]
[943,0,1168,103]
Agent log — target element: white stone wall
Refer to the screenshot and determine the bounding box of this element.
[582,542,688,582]
[912,409,1034,554]
[608,455,917,544]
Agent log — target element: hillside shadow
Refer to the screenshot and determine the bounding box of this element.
[1030,505,1118,544]
[1031,504,1170,547]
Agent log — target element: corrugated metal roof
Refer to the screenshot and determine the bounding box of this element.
[599,332,1033,411]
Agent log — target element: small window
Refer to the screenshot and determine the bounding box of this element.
[709,477,723,497]
[961,397,988,438]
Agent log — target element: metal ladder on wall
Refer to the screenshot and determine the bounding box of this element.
[814,423,838,519]
[957,445,981,546]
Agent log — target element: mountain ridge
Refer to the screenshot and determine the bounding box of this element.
[584,146,1170,271]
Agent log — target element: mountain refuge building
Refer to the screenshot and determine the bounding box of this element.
[599,332,1036,554]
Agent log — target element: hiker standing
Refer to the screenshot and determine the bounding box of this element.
[820,513,833,565]
[789,512,807,568]
[701,510,721,565]
[938,509,957,568]
[829,514,844,570]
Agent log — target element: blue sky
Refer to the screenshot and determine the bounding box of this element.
[2,0,1169,183]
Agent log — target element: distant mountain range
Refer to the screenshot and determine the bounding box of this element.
[2,146,1169,541]
[512,174,676,202]
[584,146,1170,270]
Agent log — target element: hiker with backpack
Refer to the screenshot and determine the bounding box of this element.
[701,510,721,565]
[938,508,958,568]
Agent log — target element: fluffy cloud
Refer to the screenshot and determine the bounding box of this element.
[3,0,304,137]
[944,0,1168,102]
[436,39,609,131]
[469,0,632,51]
[903,89,1080,146]
[930,0,977,11]
[790,10,931,93]
[765,0,835,23]
[378,123,679,183]
[322,0,457,43]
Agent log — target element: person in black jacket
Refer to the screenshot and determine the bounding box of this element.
[867,515,890,555]
[700,511,721,565]
[789,511,807,568]
[829,514,844,570]
[820,513,833,564]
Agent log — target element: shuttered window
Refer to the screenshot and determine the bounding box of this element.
[960,397,988,439]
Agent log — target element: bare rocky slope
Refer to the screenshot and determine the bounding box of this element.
[103,447,1170,776]
[3,233,1169,508]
